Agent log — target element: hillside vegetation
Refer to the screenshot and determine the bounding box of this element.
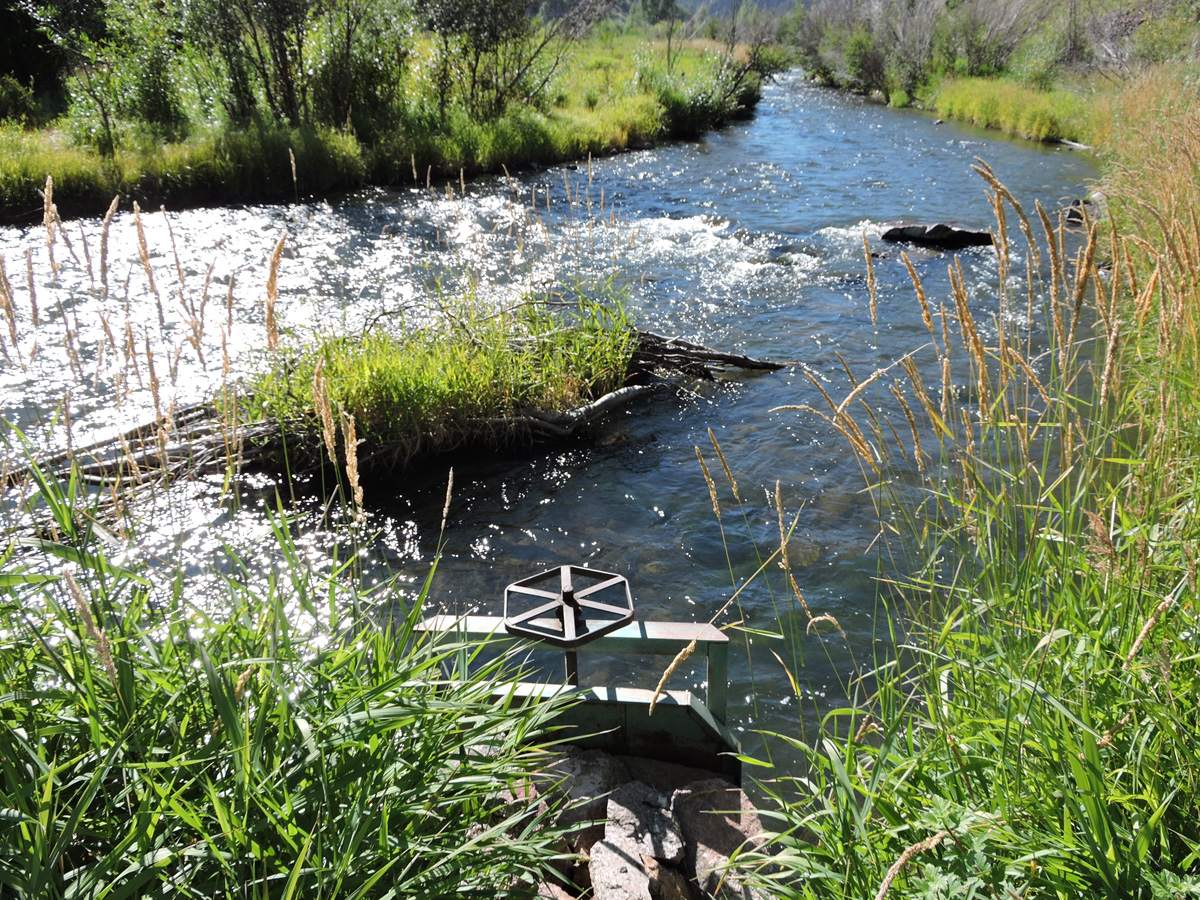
[783,0,1199,136]
[0,1,784,221]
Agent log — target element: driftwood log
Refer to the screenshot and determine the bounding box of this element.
[5,332,786,491]
[629,331,787,381]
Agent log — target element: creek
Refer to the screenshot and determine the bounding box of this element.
[0,72,1094,763]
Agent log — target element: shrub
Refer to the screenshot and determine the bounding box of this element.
[845,25,890,98]
[0,76,36,125]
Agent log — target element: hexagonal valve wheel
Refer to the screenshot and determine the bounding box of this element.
[503,565,634,647]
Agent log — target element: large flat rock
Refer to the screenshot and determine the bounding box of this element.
[538,747,633,851]
[591,834,653,900]
[607,781,686,866]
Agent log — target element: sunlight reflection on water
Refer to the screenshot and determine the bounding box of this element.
[0,72,1096,764]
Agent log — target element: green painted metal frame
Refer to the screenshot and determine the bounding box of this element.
[418,615,730,725]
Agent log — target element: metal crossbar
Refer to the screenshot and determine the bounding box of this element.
[417,615,729,725]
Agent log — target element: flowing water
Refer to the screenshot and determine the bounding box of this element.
[0,73,1094,762]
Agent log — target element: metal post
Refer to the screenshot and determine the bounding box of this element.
[565,650,579,687]
[707,641,728,725]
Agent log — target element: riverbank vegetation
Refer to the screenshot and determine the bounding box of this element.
[782,0,1199,143]
[0,454,578,898]
[738,56,1200,900]
[0,1,784,222]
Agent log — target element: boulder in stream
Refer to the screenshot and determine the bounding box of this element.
[880,221,993,250]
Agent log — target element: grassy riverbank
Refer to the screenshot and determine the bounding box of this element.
[927,76,1092,143]
[924,64,1197,148]
[0,29,779,224]
[0,460,576,898]
[740,65,1200,899]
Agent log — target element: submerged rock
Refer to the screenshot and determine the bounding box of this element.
[880,221,993,250]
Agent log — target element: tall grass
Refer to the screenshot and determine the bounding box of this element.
[930,77,1091,143]
[736,71,1200,899]
[247,284,639,472]
[0,451,576,898]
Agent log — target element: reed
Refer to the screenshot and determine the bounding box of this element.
[265,232,285,352]
[735,70,1200,900]
[0,254,18,353]
[0,455,577,898]
[24,247,38,328]
[338,404,364,517]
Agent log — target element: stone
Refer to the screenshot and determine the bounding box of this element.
[880,221,993,250]
[617,757,723,797]
[590,834,652,900]
[538,748,632,852]
[534,880,578,900]
[606,781,686,866]
[670,778,765,899]
[644,856,700,900]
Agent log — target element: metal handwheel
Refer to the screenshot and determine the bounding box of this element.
[503,565,634,649]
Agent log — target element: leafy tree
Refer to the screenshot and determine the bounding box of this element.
[944,0,1047,76]
[106,0,186,137]
[184,0,318,128]
[844,22,889,97]
[185,0,260,126]
[37,0,189,153]
[0,74,37,124]
[883,0,942,96]
[2,2,68,103]
[19,0,183,149]
[309,0,413,141]
[230,0,314,127]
